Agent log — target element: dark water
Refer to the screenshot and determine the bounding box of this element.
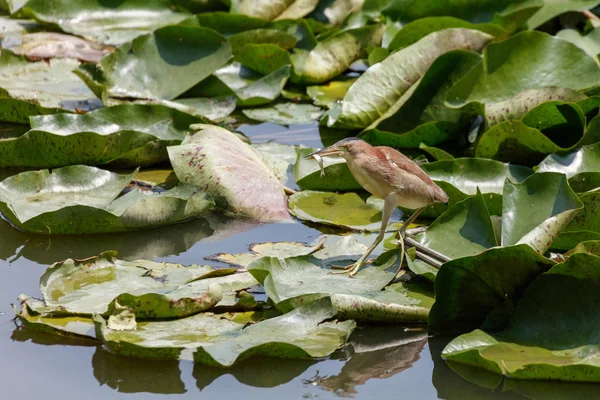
[0,122,595,399]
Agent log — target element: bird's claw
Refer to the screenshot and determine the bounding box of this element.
[329,261,364,277]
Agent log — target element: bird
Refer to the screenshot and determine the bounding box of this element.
[307,137,448,277]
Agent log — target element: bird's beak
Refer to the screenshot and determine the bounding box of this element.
[304,146,344,159]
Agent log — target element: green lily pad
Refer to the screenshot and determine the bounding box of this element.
[249,250,432,321]
[40,251,219,317]
[232,0,320,21]
[290,24,384,84]
[365,49,483,134]
[293,147,361,191]
[189,62,291,107]
[23,0,191,45]
[443,253,600,382]
[76,25,231,101]
[306,79,356,108]
[195,12,270,34]
[0,104,204,168]
[288,190,394,231]
[429,244,555,332]
[537,142,600,192]
[95,297,356,366]
[242,103,323,125]
[0,165,214,234]
[382,0,525,22]
[229,29,297,53]
[167,124,291,222]
[557,28,600,63]
[484,87,589,127]
[416,190,498,260]
[387,16,506,51]
[361,121,459,150]
[326,28,492,129]
[526,0,600,29]
[446,31,600,108]
[421,157,534,195]
[233,43,291,75]
[502,172,583,254]
[0,50,100,123]
[253,141,299,183]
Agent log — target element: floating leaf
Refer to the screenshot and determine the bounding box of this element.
[306,79,356,108]
[416,191,498,260]
[556,27,600,63]
[40,251,218,316]
[446,31,600,108]
[2,32,112,63]
[502,172,583,254]
[0,166,214,234]
[249,251,432,321]
[382,0,524,22]
[195,12,270,34]
[168,124,291,222]
[242,103,323,125]
[229,29,297,53]
[233,0,320,21]
[387,16,506,51]
[443,253,600,382]
[288,190,391,231]
[95,297,355,366]
[538,142,600,192]
[429,244,555,332]
[0,104,204,168]
[253,141,299,183]
[526,0,600,29]
[23,0,191,45]
[76,25,231,101]
[326,28,492,129]
[294,147,361,191]
[290,24,383,84]
[0,50,100,123]
[233,44,291,75]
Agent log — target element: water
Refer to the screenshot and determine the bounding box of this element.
[0,122,595,399]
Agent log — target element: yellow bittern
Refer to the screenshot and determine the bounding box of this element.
[308,137,448,276]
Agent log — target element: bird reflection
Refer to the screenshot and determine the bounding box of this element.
[305,325,428,397]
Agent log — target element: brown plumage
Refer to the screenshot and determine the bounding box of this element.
[308,137,447,276]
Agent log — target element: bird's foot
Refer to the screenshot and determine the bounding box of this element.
[329,260,365,277]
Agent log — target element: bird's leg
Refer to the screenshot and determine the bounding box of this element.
[394,207,424,280]
[332,194,397,277]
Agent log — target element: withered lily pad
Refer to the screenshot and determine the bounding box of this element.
[95,297,356,366]
[168,124,291,222]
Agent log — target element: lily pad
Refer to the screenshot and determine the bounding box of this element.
[382,0,525,22]
[0,104,204,168]
[0,50,100,123]
[290,24,384,84]
[0,165,214,234]
[76,25,231,101]
[293,147,361,191]
[416,190,498,260]
[167,124,291,222]
[288,190,391,231]
[443,253,600,382]
[526,0,600,29]
[229,29,297,53]
[233,43,291,75]
[307,79,356,108]
[446,31,600,108]
[537,142,600,192]
[429,244,555,332]
[95,297,356,366]
[556,28,600,63]
[23,0,191,45]
[233,0,320,21]
[2,32,113,63]
[40,251,219,317]
[242,103,323,125]
[326,28,492,129]
[502,172,583,254]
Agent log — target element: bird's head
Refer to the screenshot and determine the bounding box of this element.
[305,137,367,160]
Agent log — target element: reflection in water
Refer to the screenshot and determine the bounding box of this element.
[92,347,186,394]
[11,326,97,348]
[0,212,267,265]
[307,325,428,397]
[0,217,214,263]
[194,357,315,391]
